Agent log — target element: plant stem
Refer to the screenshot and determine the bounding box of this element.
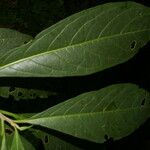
[0,113,20,130]
[0,112,32,131]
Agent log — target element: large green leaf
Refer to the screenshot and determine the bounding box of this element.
[0,28,32,53]
[19,84,150,143]
[0,2,149,77]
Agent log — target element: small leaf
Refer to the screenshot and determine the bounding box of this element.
[0,134,8,150]
[0,28,32,53]
[11,129,35,150]
[0,87,56,100]
[20,84,150,143]
[11,129,24,150]
[0,120,8,150]
[0,2,149,77]
[0,121,14,149]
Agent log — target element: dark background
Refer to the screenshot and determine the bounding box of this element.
[0,0,150,150]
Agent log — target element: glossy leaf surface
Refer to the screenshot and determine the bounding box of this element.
[0,2,149,77]
[20,84,150,143]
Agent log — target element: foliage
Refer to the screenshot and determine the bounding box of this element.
[0,1,150,150]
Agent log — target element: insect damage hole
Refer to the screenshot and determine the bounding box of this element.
[18,92,23,96]
[44,135,49,144]
[104,134,114,143]
[9,87,15,92]
[5,128,13,135]
[130,41,136,50]
[141,99,145,106]
[104,134,109,140]
[24,41,28,44]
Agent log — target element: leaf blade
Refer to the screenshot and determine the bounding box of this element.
[0,2,149,77]
[0,120,8,150]
[10,129,36,150]
[10,129,24,150]
[19,84,150,143]
[0,28,32,53]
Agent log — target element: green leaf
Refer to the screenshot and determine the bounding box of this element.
[0,122,35,150]
[0,134,7,150]
[0,110,22,120]
[32,129,82,150]
[11,129,35,150]
[0,40,32,70]
[0,2,149,77]
[10,129,25,150]
[16,113,35,120]
[0,86,56,100]
[19,84,150,143]
[0,120,8,150]
[0,28,32,53]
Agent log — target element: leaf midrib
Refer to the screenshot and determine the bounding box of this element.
[19,106,150,123]
[0,29,149,70]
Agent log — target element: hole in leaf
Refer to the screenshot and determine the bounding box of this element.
[18,92,23,96]
[30,93,34,97]
[104,134,114,142]
[5,128,13,135]
[141,99,145,105]
[9,87,15,92]
[130,41,136,49]
[139,12,142,16]
[24,41,28,44]
[33,93,36,97]
[109,137,114,142]
[44,135,49,144]
[104,134,108,140]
